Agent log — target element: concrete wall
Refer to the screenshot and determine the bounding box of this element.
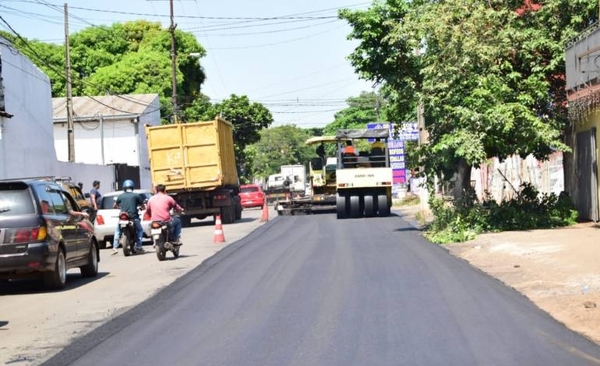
[53,97,160,189]
[472,153,564,202]
[0,38,114,193]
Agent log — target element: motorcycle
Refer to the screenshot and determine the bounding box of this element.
[118,212,138,257]
[150,218,181,261]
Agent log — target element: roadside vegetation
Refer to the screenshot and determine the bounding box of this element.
[424,184,579,244]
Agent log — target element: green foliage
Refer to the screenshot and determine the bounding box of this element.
[323,91,382,134]
[425,183,579,244]
[340,0,598,194]
[183,94,273,183]
[247,125,314,179]
[6,21,206,121]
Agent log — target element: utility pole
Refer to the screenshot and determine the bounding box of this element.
[64,3,75,161]
[169,0,178,123]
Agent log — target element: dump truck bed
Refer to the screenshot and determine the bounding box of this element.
[145,118,239,191]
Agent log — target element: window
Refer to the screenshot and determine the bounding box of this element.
[0,183,35,216]
[46,187,68,214]
[241,186,259,193]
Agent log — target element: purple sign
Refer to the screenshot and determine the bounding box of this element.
[367,122,418,184]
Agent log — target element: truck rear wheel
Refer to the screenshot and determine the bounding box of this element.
[349,195,361,218]
[336,193,347,219]
[364,195,375,217]
[221,205,234,224]
[180,216,192,227]
[377,194,390,217]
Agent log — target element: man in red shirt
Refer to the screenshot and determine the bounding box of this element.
[145,184,184,244]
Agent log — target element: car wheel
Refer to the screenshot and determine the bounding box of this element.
[80,240,99,278]
[43,249,67,290]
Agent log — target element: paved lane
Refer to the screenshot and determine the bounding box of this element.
[44,211,600,366]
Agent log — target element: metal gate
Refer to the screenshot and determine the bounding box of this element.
[112,164,141,190]
[575,128,599,221]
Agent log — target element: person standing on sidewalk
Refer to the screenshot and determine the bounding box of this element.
[89,180,102,223]
[112,179,145,255]
[145,184,184,244]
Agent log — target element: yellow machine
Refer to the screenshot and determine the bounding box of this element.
[275,136,337,215]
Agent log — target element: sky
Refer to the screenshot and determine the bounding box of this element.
[0,0,375,128]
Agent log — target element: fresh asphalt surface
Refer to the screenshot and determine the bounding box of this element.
[43,211,600,366]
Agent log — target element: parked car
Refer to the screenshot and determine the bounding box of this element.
[239,184,265,209]
[0,178,99,290]
[94,189,153,247]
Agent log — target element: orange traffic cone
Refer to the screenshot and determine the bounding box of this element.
[260,197,269,222]
[213,214,226,243]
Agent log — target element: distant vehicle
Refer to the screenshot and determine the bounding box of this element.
[94,189,153,247]
[0,178,99,290]
[239,184,265,209]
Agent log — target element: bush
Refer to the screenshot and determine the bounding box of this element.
[425,183,579,244]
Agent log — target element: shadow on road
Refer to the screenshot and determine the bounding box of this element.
[0,272,110,295]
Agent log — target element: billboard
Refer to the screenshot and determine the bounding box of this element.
[366,122,419,184]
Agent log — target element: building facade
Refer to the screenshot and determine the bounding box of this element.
[565,25,600,222]
[0,36,114,190]
[52,94,161,190]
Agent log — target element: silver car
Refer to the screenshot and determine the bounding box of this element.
[94,189,153,248]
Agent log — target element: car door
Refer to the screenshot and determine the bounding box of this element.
[45,185,80,265]
[61,190,92,260]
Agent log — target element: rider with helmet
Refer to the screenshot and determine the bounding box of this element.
[112,179,145,255]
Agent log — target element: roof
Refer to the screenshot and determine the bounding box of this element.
[52,94,159,121]
[305,136,337,145]
[335,128,390,139]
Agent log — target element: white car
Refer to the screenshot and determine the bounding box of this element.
[94,189,153,247]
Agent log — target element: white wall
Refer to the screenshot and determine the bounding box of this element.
[53,97,160,189]
[0,38,114,192]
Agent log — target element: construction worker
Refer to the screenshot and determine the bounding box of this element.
[343,140,358,155]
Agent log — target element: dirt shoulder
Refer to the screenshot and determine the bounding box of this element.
[395,204,600,345]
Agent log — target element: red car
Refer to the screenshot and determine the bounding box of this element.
[239,184,265,209]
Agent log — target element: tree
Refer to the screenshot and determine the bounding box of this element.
[183,94,274,182]
[4,21,207,121]
[323,91,384,135]
[340,0,598,198]
[248,125,314,179]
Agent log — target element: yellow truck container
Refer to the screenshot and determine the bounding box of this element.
[145,118,242,225]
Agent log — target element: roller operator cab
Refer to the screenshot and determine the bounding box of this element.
[334,128,393,219]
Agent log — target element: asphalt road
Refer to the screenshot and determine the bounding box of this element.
[41,211,600,366]
[0,208,269,365]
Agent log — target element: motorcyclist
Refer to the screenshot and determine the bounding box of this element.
[112,179,145,255]
[145,184,184,245]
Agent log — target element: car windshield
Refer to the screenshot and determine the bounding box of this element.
[241,186,259,193]
[0,183,35,216]
[100,195,118,210]
[100,193,151,209]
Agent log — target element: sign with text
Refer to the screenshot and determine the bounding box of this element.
[367,122,418,184]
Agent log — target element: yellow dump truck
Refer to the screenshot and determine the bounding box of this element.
[145,118,242,225]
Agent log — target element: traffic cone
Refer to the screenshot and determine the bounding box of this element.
[213,214,226,243]
[260,197,269,222]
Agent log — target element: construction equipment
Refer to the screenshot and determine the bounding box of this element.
[334,128,392,218]
[275,136,337,215]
